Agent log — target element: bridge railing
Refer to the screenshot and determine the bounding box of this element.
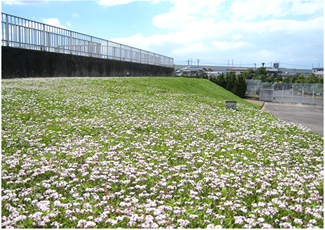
[1,13,174,67]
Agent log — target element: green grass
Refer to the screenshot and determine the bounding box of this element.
[94,77,261,109]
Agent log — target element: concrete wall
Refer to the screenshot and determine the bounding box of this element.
[1,47,174,79]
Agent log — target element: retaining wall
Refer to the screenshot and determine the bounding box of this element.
[1,47,174,78]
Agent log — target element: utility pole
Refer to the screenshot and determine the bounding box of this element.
[187,59,190,66]
[197,59,200,67]
[254,63,256,71]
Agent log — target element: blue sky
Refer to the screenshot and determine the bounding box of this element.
[1,0,324,69]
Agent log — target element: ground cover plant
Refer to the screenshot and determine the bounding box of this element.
[1,77,323,228]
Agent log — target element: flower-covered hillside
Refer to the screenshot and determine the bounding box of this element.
[1,77,323,228]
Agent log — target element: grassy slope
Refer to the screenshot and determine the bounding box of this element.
[98,77,260,109]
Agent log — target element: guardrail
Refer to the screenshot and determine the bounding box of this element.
[1,13,174,67]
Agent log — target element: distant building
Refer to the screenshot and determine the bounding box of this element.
[267,67,281,77]
[314,71,324,77]
[227,66,280,77]
[175,67,221,78]
[227,67,247,76]
[311,68,324,77]
[312,67,323,73]
[174,64,315,77]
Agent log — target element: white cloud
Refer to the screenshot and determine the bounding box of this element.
[230,0,323,21]
[2,0,48,5]
[152,0,226,29]
[41,18,66,28]
[232,34,243,40]
[291,0,324,15]
[152,10,195,30]
[230,0,288,21]
[211,40,245,50]
[71,13,79,18]
[102,0,323,66]
[173,42,207,55]
[111,32,176,51]
[97,0,163,7]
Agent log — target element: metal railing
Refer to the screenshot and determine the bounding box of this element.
[1,13,174,67]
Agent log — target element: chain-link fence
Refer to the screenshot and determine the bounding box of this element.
[246,79,262,96]
[272,83,323,105]
[247,80,323,105]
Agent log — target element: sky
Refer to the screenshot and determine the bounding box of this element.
[1,0,324,69]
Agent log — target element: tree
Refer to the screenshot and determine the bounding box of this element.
[252,74,267,82]
[295,74,306,84]
[266,75,275,83]
[242,68,255,79]
[256,67,268,75]
[318,77,323,84]
[226,73,236,92]
[282,76,291,83]
[210,75,217,84]
[216,73,226,88]
[306,73,318,84]
[275,75,283,83]
[291,74,299,83]
[233,74,247,98]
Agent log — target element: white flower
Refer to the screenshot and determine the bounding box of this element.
[234,216,245,225]
[294,218,303,225]
[257,218,265,223]
[77,219,87,228]
[37,221,46,227]
[309,219,317,225]
[262,223,272,228]
[84,221,96,228]
[189,214,199,219]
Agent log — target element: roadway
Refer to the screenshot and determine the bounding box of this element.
[262,102,323,136]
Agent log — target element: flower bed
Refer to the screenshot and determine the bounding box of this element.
[1,77,323,228]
